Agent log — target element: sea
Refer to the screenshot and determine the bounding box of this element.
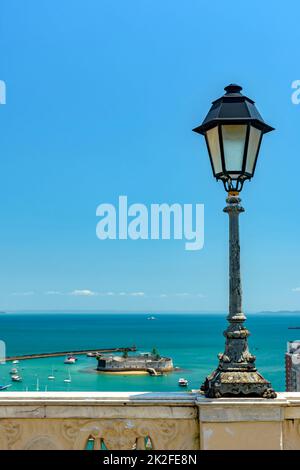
[0,312,298,392]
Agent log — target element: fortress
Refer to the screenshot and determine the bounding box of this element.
[96,352,174,374]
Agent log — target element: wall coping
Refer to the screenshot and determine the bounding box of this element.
[0,391,198,406]
[0,391,299,406]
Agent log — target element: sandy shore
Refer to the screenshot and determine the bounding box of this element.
[96,370,149,375]
[81,367,175,375]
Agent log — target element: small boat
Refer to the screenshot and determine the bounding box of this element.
[178,378,188,387]
[64,370,72,383]
[9,368,18,375]
[147,316,156,320]
[0,384,11,390]
[86,352,95,357]
[64,355,76,364]
[48,367,55,380]
[12,360,19,364]
[11,374,22,382]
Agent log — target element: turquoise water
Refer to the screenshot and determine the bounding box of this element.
[0,312,299,392]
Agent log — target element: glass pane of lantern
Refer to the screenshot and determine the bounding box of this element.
[206,126,222,175]
[245,126,261,175]
[221,125,247,175]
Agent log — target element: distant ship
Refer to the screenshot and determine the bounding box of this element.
[147,316,156,320]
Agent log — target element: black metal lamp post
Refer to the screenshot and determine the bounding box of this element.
[193,84,276,398]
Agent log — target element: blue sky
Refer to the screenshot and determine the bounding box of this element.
[1,1,300,312]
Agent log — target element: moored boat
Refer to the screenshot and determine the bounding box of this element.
[11,374,22,382]
[48,367,55,380]
[64,355,76,364]
[64,370,72,383]
[178,377,188,387]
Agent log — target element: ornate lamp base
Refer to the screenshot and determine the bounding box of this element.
[201,368,277,399]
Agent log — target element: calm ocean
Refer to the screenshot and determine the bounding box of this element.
[0,312,298,392]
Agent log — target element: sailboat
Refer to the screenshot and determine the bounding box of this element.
[64,370,71,383]
[48,367,55,380]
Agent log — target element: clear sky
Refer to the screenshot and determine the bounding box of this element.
[1,1,300,312]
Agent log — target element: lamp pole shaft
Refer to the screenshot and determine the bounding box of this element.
[226,194,244,321]
[221,195,253,368]
[201,193,276,398]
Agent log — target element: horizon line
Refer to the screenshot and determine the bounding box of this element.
[2,309,300,315]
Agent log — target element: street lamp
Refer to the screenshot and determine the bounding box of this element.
[193,84,276,398]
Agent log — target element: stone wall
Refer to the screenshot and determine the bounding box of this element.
[1,392,300,449]
[97,357,173,372]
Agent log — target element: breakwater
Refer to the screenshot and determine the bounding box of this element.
[5,346,137,362]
